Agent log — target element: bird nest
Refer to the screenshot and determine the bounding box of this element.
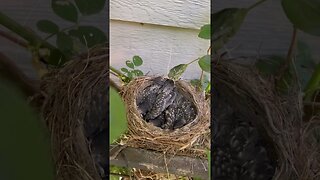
[212,60,320,179]
[33,44,108,180]
[120,76,210,157]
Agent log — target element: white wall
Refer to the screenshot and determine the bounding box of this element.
[110,0,210,80]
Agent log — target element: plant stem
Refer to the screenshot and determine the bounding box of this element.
[207,45,211,55]
[0,11,56,50]
[286,27,298,63]
[276,27,297,80]
[248,0,268,11]
[199,70,204,89]
[0,29,28,48]
[187,58,200,65]
[110,66,125,77]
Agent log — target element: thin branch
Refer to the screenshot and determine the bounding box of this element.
[277,27,298,80]
[0,52,38,96]
[207,45,211,55]
[187,58,200,65]
[0,30,28,48]
[0,11,56,50]
[199,70,204,90]
[110,65,125,77]
[286,27,298,64]
[248,0,268,11]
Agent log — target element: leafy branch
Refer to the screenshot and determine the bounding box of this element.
[0,0,107,70]
[110,55,145,84]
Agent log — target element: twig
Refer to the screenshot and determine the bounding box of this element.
[163,152,170,179]
[187,58,200,65]
[110,65,125,77]
[0,29,28,48]
[199,70,204,90]
[277,27,298,81]
[0,11,56,50]
[207,45,211,55]
[110,78,122,92]
[248,0,268,11]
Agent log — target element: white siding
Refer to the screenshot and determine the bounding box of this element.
[110,0,210,80]
[110,0,210,29]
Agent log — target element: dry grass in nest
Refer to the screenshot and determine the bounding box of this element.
[35,44,108,180]
[120,76,210,157]
[213,60,320,179]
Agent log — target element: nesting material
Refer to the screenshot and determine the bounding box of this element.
[34,44,108,180]
[136,77,197,130]
[121,76,210,157]
[212,60,320,179]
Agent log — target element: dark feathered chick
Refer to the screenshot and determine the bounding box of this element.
[173,95,196,129]
[148,112,165,127]
[136,77,165,116]
[145,79,176,120]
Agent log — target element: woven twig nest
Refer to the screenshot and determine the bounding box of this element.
[33,45,108,180]
[121,76,210,157]
[212,60,320,179]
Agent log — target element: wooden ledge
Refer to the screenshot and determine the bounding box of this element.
[110,145,209,179]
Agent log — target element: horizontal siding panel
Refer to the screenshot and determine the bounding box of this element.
[110,0,210,29]
[110,20,210,80]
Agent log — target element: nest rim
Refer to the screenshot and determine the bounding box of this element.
[121,75,211,156]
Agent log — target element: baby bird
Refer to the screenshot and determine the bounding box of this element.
[145,79,176,120]
[148,112,165,127]
[136,77,165,116]
[175,97,196,128]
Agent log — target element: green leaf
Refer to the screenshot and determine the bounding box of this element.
[198,24,211,39]
[198,55,211,72]
[125,60,134,69]
[0,78,54,180]
[132,69,144,76]
[190,79,201,88]
[121,68,129,73]
[127,72,133,80]
[110,175,119,180]
[69,26,107,47]
[205,83,211,93]
[110,87,127,144]
[168,64,188,80]
[212,8,248,51]
[110,165,131,175]
[75,0,106,15]
[56,32,73,54]
[52,0,78,23]
[282,0,320,36]
[133,55,143,66]
[36,20,59,34]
